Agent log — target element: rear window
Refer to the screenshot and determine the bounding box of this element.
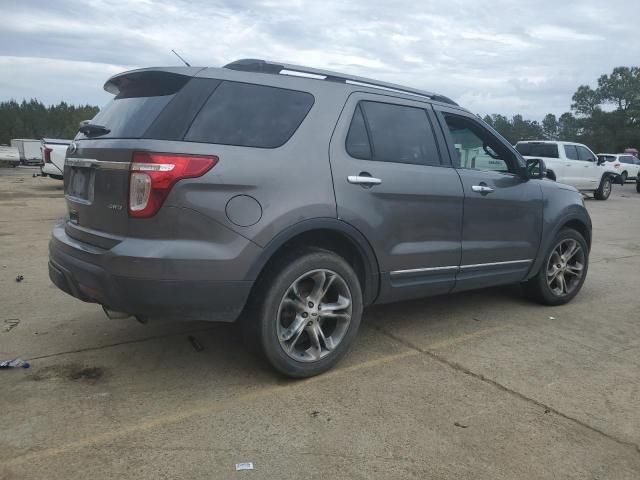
[184,82,314,148]
[515,142,559,158]
[80,72,191,139]
[598,155,616,162]
[349,101,440,166]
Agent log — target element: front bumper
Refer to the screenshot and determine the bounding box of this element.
[49,224,255,322]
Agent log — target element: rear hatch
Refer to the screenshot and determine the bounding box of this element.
[64,67,209,240]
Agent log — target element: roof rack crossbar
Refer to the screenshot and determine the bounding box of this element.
[223,59,457,106]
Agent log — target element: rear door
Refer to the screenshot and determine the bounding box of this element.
[562,144,581,187]
[329,93,464,302]
[434,106,543,291]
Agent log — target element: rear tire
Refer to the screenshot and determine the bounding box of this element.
[636,179,640,193]
[522,228,589,306]
[594,176,611,200]
[244,248,363,378]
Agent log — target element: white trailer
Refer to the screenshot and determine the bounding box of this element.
[10,139,43,165]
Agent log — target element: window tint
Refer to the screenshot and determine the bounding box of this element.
[515,142,559,158]
[443,114,516,173]
[80,72,191,139]
[564,145,579,160]
[620,156,635,164]
[576,146,596,162]
[185,81,314,148]
[598,155,615,162]
[345,105,372,160]
[359,101,440,165]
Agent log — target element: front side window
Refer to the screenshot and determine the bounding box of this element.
[576,146,596,162]
[564,145,579,160]
[351,101,440,166]
[443,114,516,173]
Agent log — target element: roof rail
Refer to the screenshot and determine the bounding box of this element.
[223,59,458,106]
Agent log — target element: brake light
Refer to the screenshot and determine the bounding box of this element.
[614,163,621,167]
[129,152,218,218]
[43,147,52,163]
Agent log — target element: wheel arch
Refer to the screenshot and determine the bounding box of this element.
[245,219,380,305]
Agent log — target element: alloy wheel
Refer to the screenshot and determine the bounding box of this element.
[546,239,585,297]
[276,269,352,362]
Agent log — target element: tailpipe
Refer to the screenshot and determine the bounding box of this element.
[102,306,131,320]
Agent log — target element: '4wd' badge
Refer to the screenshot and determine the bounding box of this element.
[107,204,123,211]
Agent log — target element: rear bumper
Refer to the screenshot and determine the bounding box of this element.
[42,163,63,177]
[49,223,256,322]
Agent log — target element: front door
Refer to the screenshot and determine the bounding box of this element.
[434,107,543,292]
[329,93,464,303]
[575,145,601,190]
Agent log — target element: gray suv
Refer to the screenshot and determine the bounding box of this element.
[49,59,592,377]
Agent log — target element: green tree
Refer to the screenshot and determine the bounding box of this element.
[542,114,558,140]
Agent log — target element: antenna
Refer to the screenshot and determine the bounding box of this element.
[171,49,191,67]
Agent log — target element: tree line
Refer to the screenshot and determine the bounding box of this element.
[0,99,99,145]
[0,66,638,153]
[484,66,640,153]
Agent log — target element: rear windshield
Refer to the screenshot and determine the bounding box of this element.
[80,74,314,148]
[78,72,191,139]
[598,155,616,162]
[515,142,559,158]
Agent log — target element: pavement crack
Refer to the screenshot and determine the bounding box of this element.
[369,323,640,456]
[28,326,221,361]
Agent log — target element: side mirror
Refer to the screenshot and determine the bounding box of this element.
[525,158,546,180]
[597,158,606,166]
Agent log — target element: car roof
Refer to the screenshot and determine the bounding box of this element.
[516,140,586,146]
[105,60,462,111]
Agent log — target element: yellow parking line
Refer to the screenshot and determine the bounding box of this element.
[2,349,419,468]
[3,325,506,467]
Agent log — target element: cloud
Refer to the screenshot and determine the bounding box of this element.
[0,0,638,118]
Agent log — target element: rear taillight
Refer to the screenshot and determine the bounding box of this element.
[43,147,52,163]
[614,163,621,168]
[129,152,218,218]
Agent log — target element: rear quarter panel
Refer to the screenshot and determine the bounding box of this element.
[167,70,349,248]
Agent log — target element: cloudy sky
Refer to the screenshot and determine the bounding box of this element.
[1,0,638,118]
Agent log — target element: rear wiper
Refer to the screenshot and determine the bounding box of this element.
[78,120,110,137]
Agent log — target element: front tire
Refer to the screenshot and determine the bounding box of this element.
[246,248,363,378]
[594,176,611,200]
[522,228,589,306]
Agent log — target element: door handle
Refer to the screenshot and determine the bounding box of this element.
[471,185,494,194]
[565,163,571,167]
[347,175,382,186]
[584,165,590,168]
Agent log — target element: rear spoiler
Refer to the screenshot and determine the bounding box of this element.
[104,66,205,95]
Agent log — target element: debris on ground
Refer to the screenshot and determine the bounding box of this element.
[0,358,30,369]
[548,316,556,320]
[472,317,480,322]
[544,409,551,414]
[4,319,20,332]
[235,462,254,471]
[188,335,204,352]
[454,421,468,428]
[15,275,24,282]
[310,410,320,417]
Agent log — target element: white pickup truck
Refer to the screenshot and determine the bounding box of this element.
[40,138,71,180]
[515,140,620,200]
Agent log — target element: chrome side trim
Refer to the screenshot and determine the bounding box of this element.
[390,265,458,276]
[459,259,532,270]
[65,158,130,170]
[390,259,532,276]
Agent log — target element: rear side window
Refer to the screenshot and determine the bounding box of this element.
[82,72,191,139]
[515,143,559,158]
[184,82,314,148]
[598,155,615,162]
[620,156,635,164]
[354,101,440,166]
[564,145,579,160]
[345,105,372,160]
